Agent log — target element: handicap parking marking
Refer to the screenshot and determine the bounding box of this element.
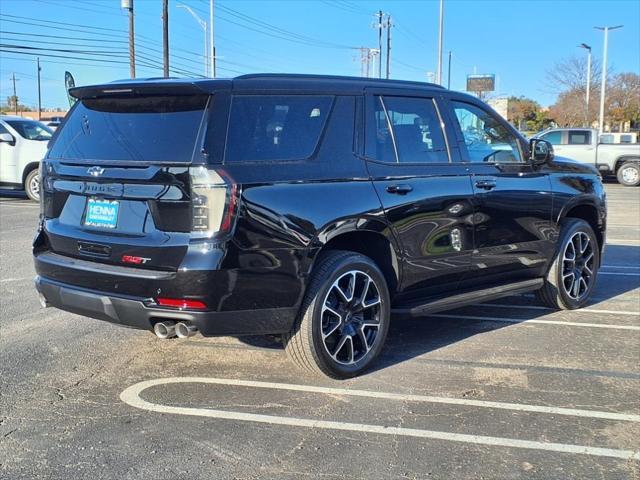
[120,377,640,461]
[429,313,640,330]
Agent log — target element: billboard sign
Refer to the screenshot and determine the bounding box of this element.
[466,74,495,93]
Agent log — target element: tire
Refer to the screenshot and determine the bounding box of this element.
[616,162,640,187]
[536,218,600,310]
[283,250,390,379]
[24,168,40,202]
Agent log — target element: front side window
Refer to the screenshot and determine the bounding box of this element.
[366,96,447,163]
[5,120,52,141]
[568,130,591,145]
[541,130,563,145]
[225,95,333,162]
[451,101,522,163]
[48,95,208,162]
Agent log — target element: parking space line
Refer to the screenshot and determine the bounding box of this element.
[120,378,640,460]
[600,271,640,277]
[428,313,640,330]
[479,303,639,317]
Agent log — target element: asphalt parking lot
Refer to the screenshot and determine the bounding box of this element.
[1,183,638,480]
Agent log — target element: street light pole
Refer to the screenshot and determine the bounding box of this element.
[436,0,444,85]
[595,25,622,133]
[578,43,591,126]
[121,0,135,78]
[209,0,215,78]
[177,4,208,77]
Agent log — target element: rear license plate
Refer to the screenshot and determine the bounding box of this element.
[84,198,119,229]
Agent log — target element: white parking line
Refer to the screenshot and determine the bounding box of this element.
[120,378,640,461]
[479,303,639,317]
[600,271,640,277]
[428,313,640,330]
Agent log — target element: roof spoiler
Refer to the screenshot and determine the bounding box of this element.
[68,79,223,100]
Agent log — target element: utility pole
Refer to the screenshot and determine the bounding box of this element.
[447,50,451,89]
[385,15,391,79]
[163,0,169,77]
[121,0,135,78]
[37,58,42,120]
[436,0,444,85]
[209,0,215,77]
[11,73,18,115]
[377,10,383,78]
[595,25,622,133]
[578,43,592,126]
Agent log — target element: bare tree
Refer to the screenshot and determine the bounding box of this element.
[546,55,604,93]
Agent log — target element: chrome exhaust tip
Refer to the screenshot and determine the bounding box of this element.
[175,322,198,338]
[153,321,177,339]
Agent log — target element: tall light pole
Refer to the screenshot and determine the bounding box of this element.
[595,25,623,133]
[121,0,135,78]
[163,0,169,78]
[209,0,215,77]
[578,43,591,126]
[177,4,208,76]
[436,0,444,85]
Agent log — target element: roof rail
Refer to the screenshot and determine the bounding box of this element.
[234,73,445,89]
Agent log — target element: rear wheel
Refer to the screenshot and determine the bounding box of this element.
[283,250,390,379]
[24,168,40,202]
[616,162,640,187]
[536,219,600,310]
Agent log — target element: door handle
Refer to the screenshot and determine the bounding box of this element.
[386,184,413,195]
[475,180,496,190]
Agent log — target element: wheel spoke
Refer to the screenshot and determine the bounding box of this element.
[571,274,581,298]
[357,326,370,352]
[579,276,588,295]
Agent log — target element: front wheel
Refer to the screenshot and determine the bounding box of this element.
[24,168,40,202]
[536,219,600,310]
[283,250,390,379]
[616,162,640,187]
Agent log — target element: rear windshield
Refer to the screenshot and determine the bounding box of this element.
[48,95,208,162]
[225,95,333,162]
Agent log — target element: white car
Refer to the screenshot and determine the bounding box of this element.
[0,116,52,201]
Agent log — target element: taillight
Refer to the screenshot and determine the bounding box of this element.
[156,297,207,310]
[189,166,238,238]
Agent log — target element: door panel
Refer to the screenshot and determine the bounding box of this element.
[368,162,475,299]
[445,98,555,285]
[364,93,474,301]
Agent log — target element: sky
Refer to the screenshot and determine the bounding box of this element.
[1,0,639,110]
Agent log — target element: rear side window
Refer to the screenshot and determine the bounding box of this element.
[225,95,333,162]
[48,95,208,162]
[568,130,591,145]
[6,120,52,141]
[366,96,447,164]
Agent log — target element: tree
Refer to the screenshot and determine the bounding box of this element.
[607,72,640,130]
[507,96,540,131]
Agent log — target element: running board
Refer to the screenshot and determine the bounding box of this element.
[391,278,544,317]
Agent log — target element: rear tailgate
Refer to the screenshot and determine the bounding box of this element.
[38,92,210,272]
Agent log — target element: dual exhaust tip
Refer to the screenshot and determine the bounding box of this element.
[153,321,197,339]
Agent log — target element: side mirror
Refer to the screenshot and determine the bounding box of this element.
[529,138,553,165]
[0,132,16,145]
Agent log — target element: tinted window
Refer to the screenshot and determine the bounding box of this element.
[6,120,52,141]
[568,130,591,145]
[451,101,522,163]
[48,95,208,161]
[541,131,563,145]
[620,134,633,144]
[371,96,447,164]
[599,134,613,144]
[225,95,332,162]
[0,124,8,134]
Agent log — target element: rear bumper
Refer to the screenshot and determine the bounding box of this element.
[34,276,298,336]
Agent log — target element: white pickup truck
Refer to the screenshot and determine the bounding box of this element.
[535,128,640,186]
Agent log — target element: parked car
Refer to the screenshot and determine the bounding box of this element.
[45,116,66,131]
[0,116,52,201]
[535,127,640,186]
[33,74,607,378]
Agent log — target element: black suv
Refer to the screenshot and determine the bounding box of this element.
[33,74,606,378]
